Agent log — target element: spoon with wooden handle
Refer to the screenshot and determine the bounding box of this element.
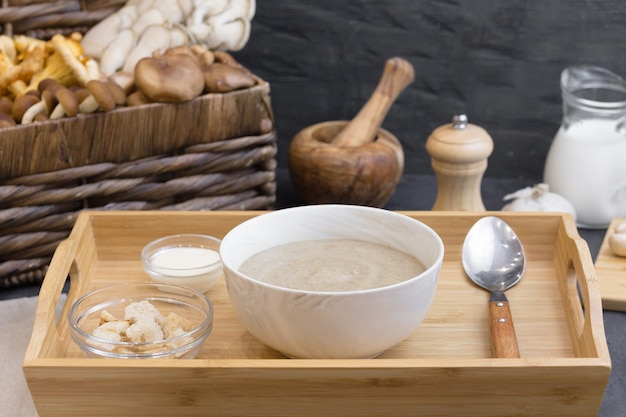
[462,216,526,358]
[331,57,415,147]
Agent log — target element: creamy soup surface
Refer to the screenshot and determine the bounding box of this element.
[239,239,426,292]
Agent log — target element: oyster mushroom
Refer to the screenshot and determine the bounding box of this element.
[0,35,16,62]
[135,53,204,102]
[130,8,165,36]
[81,5,138,59]
[0,42,47,92]
[204,0,255,50]
[50,34,93,86]
[122,24,172,74]
[99,28,137,76]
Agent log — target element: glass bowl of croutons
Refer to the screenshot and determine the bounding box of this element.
[68,282,213,359]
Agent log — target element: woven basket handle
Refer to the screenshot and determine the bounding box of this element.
[25,239,77,359]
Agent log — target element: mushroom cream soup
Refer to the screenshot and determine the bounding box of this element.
[239,239,426,292]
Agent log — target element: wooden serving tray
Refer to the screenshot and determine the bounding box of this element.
[595,218,626,311]
[24,211,611,417]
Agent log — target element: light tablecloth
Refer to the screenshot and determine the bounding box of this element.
[1,295,65,417]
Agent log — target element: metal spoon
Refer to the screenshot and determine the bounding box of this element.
[462,216,526,358]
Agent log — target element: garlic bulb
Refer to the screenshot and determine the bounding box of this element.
[502,183,577,220]
[609,222,626,257]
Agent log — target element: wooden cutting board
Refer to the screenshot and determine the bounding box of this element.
[594,218,626,311]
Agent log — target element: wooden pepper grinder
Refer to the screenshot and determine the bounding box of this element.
[426,114,494,211]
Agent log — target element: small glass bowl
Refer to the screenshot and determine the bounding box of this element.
[68,282,213,359]
[141,234,223,293]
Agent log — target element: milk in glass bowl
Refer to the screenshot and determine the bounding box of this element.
[142,234,223,293]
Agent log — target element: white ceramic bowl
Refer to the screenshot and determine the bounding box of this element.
[220,204,444,359]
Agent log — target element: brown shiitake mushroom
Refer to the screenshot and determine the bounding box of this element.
[213,50,239,67]
[162,45,215,69]
[134,53,204,102]
[202,62,255,93]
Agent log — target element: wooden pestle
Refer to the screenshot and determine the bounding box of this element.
[331,57,415,147]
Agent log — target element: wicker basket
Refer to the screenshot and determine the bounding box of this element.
[0,1,278,288]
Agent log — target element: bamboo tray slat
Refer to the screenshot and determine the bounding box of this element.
[594,218,626,311]
[23,211,611,417]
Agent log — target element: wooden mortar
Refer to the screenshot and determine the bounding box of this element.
[288,57,414,207]
[289,121,404,206]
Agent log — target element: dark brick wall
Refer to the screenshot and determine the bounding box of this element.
[235,0,626,181]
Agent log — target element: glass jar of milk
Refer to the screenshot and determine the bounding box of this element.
[544,66,626,228]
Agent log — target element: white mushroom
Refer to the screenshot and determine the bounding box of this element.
[205,18,250,51]
[122,24,172,74]
[132,0,157,15]
[188,23,212,44]
[187,0,230,26]
[203,0,255,50]
[119,4,139,24]
[169,24,194,47]
[132,8,165,35]
[151,1,185,25]
[100,28,137,76]
[81,5,136,59]
[83,0,257,78]
[177,0,195,17]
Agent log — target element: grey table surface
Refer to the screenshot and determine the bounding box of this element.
[2,172,623,417]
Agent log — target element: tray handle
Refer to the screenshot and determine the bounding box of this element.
[24,239,77,360]
[560,223,610,361]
